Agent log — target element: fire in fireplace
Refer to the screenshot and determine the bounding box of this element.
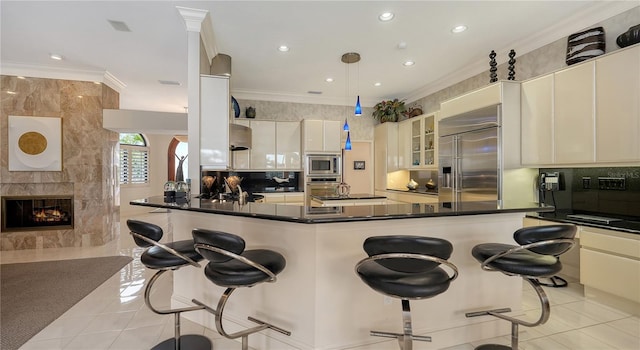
[1,196,74,232]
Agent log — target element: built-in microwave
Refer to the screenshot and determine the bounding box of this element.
[305,154,341,177]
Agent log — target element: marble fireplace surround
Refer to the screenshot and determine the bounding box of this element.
[0,76,120,251]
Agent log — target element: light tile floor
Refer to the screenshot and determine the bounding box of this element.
[2,213,639,350]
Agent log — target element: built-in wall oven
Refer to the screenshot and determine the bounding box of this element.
[305,176,341,206]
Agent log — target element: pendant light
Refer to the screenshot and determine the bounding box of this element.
[345,131,352,150]
[341,52,361,151]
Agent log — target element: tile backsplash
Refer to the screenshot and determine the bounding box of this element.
[539,167,640,218]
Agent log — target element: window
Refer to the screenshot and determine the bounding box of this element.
[119,133,149,185]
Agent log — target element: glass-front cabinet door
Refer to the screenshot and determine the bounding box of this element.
[406,113,438,169]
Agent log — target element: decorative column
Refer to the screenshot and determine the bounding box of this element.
[177,7,209,195]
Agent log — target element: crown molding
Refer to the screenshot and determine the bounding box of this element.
[232,88,377,107]
[403,2,638,103]
[199,12,218,65]
[0,62,126,92]
[176,6,208,32]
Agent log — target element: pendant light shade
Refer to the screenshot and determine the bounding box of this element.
[355,95,362,116]
[345,131,352,150]
[343,118,349,131]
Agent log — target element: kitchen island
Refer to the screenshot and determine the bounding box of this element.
[130,197,552,350]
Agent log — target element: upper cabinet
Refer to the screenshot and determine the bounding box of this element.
[521,44,640,166]
[200,75,230,169]
[554,61,595,164]
[232,120,301,170]
[374,122,398,190]
[595,45,640,162]
[250,120,277,169]
[276,121,302,169]
[409,113,437,169]
[301,119,341,153]
[521,74,553,165]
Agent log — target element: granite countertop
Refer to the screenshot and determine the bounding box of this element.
[385,188,439,196]
[131,196,553,224]
[527,210,640,234]
[311,193,386,201]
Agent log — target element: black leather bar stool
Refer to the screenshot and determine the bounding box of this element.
[465,224,576,350]
[191,228,291,350]
[355,235,459,350]
[127,219,212,350]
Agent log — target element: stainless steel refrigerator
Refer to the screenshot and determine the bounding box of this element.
[438,105,501,203]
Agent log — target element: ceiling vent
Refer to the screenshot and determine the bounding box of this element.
[158,80,181,86]
[107,20,131,32]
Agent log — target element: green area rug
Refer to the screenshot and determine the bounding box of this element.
[0,256,133,349]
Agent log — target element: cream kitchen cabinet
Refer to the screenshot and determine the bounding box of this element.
[232,120,301,170]
[595,45,640,163]
[580,227,640,307]
[250,120,277,169]
[232,120,250,169]
[554,61,595,164]
[397,120,411,168]
[200,75,231,169]
[521,74,554,165]
[521,45,640,167]
[374,122,398,190]
[301,119,341,153]
[276,121,301,169]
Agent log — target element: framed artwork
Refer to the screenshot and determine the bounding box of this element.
[8,116,62,171]
[353,161,365,170]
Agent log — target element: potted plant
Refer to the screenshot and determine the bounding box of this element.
[372,98,406,122]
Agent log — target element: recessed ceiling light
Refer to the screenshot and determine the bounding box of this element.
[451,25,468,33]
[77,95,83,98]
[94,81,101,85]
[325,78,334,83]
[379,12,394,22]
[278,45,290,52]
[17,76,26,80]
[374,82,382,87]
[6,91,16,95]
[50,54,62,60]
[403,60,415,67]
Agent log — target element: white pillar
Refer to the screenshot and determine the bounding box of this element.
[177,7,208,195]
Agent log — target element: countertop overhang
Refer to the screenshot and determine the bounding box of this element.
[131,196,553,224]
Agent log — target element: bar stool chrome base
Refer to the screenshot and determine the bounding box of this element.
[475,345,511,350]
[369,299,431,350]
[152,335,212,350]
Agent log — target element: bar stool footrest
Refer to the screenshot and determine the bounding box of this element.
[465,308,512,318]
[248,316,292,336]
[370,330,432,342]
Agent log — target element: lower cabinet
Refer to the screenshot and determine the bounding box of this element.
[524,218,640,308]
[255,192,304,205]
[580,227,640,304]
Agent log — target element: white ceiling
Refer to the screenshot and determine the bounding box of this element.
[1,1,636,113]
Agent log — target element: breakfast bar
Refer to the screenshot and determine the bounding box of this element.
[131,197,552,350]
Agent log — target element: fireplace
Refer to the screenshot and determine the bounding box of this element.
[1,196,74,232]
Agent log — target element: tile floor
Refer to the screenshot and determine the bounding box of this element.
[2,212,639,350]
